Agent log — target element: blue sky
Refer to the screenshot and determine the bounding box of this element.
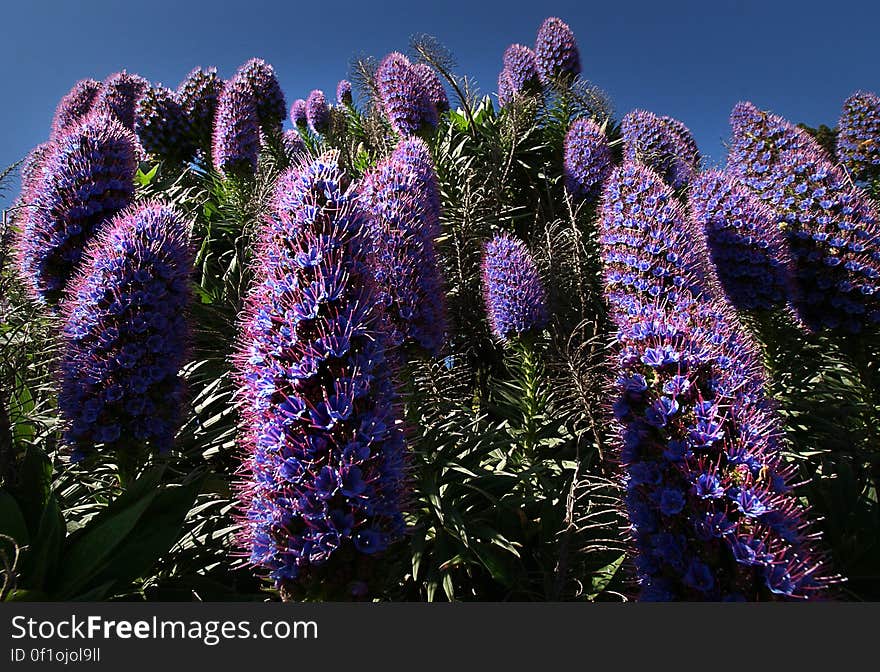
[2,0,878,201]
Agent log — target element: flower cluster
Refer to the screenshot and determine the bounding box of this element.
[728,101,880,333]
[305,89,330,134]
[212,75,260,176]
[94,71,150,130]
[563,117,613,201]
[412,63,449,113]
[282,129,307,161]
[234,153,407,589]
[361,138,448,355]
[237,58,286,133]
[177,67,223,151]
[481,233,548,342]
[336,79,353,106]
[534,17,581,83]
[135,86,193,164]
[836,90,880,181]
[622,110,697,189]
[502,44,540,96]
[290,99,307,128]
[15,113,139,305]
[600,164,829,600]
[375,52,437,136]
[51,79,102,138]
[689,170,791,311]
[59,201,192,463]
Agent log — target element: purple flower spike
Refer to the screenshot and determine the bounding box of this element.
[336,79,353,106]
[502,44,540,95]
[534,16,581,83]
[212,77,260,177]
[375,52,437,137]
[135,86,194,164]
[837,90,880,181]
[412,63,449,113]
[622,110,697,189]
[51,79,102,138]
[234,153,407,589]
[290,99,308,128]
[237,58,286,133]
[361,137,448,354]
[94,71,150,130]
[599,164,832,601]
[689,170,792,311]
[306,89,330,135]
[481,233,548,341]
[59,201,192,463]
[662,115,701,171]
[497,70,515,108]
[14,113,138,305]
[177,67,223,151]
[282,129,307,161]
[564,117,613,201]
[728,101,880,333]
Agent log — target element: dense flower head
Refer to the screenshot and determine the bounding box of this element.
[15,113,138,304]
[599,164,829,600]
[94,71,150,130]
[211,76,260,176]
[728,101,880,332]
[361,138,448,354]
[305,89,331,134]
[234,153,407,589]
[282,129,307,161]
[481,233,548,341]
[662,115,700,170]
[836,90,880,181]
[534,17,581,83]
[51,79,102,138]
[622,110,697,189]
[336,79,353,106]
[177,67,223,150]
[689,170,792,311]
[375,52,437,137]
[290,99,308,127]
[599,163,707,317]
[412,63,449,113]
[502,44,540,95]
[59,201,193,463]
[497,69,515,108]
[135,86,194,164]
[236,58,286,133]
[563,117,613,201]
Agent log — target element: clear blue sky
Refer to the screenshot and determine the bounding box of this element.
[2,0,878,204]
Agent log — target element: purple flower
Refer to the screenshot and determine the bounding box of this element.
[482,233,548,341]
[305,89,330,134]
[497,69,515,108]
[14,112,138,304]
[662,115,700,169]
[51,79,102,138]
[564,117,613,201]
[412,63,449,113]
[59,201,192,463]
[361,138,448,354]
[290,99,307,128]
[599,163,831,600]
[336,79,353,106]
[622,110,698,189]
[502,44,540,94]
[93,71,150,130]
[728,101,880,333]
[837,90,880,181]
[534,16,581,83]
[234,153,407,591]
[375,52,437,136]
[282,129,307,161]
[211,75,260,176]
[135,86,194,164]
[236,58,286,133]
[689,170,792,311]
[177,67,223,151]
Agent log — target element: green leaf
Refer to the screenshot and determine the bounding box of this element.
[23,495,65,591]
[0,491,29,547]
[135,164,159,187]
[588,554,625,597]
[7,446,51,533]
